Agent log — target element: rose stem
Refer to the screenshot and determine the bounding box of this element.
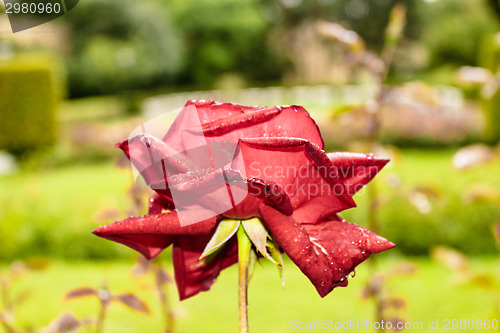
[237,225,252,333]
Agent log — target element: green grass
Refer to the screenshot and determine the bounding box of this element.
[4,256,499,332]
[58,96,127,123]
[0,161,135,260]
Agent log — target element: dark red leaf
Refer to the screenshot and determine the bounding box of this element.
[381,297,406,310]
[131,255,151,277]
[65,287,97,300]
[156,268,173,285]
[114,293,150,314]
[496,219,500,244]
[46,312,80,333]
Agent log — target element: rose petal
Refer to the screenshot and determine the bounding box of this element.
[92,211,218,259]
[148,192,174,214]
[259,205,394,297]
[117,134,201,186]
[163,100,324,151]
[173,236,238,300]
[237,138,356,222]
[328,152,389,196]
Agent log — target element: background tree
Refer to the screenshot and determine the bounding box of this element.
[64,0,183,97]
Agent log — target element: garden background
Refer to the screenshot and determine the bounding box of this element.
[1,0,500,332]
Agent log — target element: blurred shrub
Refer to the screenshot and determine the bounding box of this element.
[341,149,500,256]
[479,33,500,73]
[420,0,498,67]
[64,0,183,97]
[261,0,421,52]
[0,54,61,155]
[378,195,499,255]
[480,90,500,143]
[0,163,132,261]
[478,34,500,143]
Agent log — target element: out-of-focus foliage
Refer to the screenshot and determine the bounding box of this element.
[341,148,500,256]
[59,0,500,94]
[477,34,500,143]
[0,55,61,155]
[480,89,500,143]
[260,0,421,51]
[488,0,500,20]
[0,163,131,261]
[479,34,500,73]
[60,0,429,93]
[64,0,183,97]
[168,0,284,87]
[420,0,498,67]
[456,39,500,143]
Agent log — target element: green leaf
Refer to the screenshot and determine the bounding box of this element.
[200,219,240,260]
[248,249,258,282]
[242,218,276,264]
[267,237,285,287]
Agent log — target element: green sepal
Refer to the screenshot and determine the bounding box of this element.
[199,219,240,260]
[267,237,285,287]
[242,217,277,264]
[248,249,258,282]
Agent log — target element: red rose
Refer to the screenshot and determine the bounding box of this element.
[93,100,394,300]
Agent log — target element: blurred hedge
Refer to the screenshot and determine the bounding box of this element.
[0,55,62,155]
[420,0,498,67]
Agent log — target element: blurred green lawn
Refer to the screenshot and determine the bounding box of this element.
[5,256,499,333]
[0,162,133,260]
